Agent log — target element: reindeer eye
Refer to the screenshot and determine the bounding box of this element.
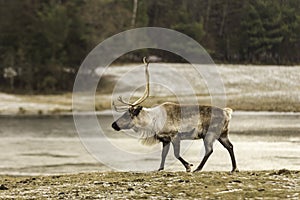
[129,106,142,118]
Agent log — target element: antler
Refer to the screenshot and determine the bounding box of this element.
[112,101,130,112]
[116,57,150,107]
[117,96,134,106]
[132,57,150,105]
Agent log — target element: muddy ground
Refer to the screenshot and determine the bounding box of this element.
[0,170,299,199]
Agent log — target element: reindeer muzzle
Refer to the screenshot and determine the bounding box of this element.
[112,122,121,131]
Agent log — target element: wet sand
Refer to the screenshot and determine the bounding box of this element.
[0,170,299,199]
[0,113,300,175]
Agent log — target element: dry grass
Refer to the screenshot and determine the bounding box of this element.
[0,64,299,114]
[102,64,300,112]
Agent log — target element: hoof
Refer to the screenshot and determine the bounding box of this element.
[230,168,239,173]
[193,168,201,173]
[158,168,164,171]
[185,164,193,172]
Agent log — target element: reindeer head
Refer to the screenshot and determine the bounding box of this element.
[112,57,150,131]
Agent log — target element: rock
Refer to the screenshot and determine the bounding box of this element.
[230,180,242,183]
[93,181,103,185]
[0,184,8,190]
[103,182,110,187]
[134,178,144,182]
[278,169,291,175]
[163,173,175,177]
[270,169,291,176]
[250,172,258,176]
[143,183,150,187]
[19,179,29,184]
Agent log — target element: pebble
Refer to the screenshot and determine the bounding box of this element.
[0,184,8,190]
[103,182,110,187]
[278,169,291,175]
[230,179,242,183]
[93,181,103,185]
[143,183,150,187]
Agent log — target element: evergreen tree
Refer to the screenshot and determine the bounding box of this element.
[0,0,300,93]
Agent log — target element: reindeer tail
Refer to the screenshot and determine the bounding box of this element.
[224,107,233,120]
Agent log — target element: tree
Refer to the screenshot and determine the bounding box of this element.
[1,0,300,93]
[240,1,285,64]
[81,0,132,48]
[278,1,300,63]
[131,0,138,28]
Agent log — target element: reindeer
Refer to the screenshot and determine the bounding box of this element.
[111,58,238,173]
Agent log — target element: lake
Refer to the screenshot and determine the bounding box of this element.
[0,112,299,175]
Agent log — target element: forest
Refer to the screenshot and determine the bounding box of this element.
[0,0,300,93]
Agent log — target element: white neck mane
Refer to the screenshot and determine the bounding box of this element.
[132,106,166,145]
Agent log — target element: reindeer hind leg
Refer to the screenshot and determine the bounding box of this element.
[218,136,238,173]
[193,133,216,172]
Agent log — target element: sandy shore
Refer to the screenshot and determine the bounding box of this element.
[0,170,299,199]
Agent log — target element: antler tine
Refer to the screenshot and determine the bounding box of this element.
[132,57,150,106]
[117,96,134,106]
[143,57,148,65]
[112,101,129,112]
[113,57,150,109]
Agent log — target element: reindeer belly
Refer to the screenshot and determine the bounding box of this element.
[156,131,177,143]
[179,128,203,140]
[177,117,204,140]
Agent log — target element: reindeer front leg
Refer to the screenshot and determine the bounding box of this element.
[158,141,170,171]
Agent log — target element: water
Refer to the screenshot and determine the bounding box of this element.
[0,112,299,175]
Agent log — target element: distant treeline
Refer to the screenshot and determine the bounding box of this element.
[0,0,300,93]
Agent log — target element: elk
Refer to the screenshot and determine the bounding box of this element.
[111,58,238,173]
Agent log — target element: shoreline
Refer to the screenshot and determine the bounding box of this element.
[1,64,300,114]
[0,170,299,199]
[1,109,300,117]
